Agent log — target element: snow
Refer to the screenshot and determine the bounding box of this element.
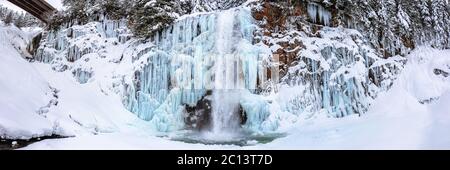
[270,26,400,119]
[28,2,388,137]
[31,63,149,135]
[397,47,450,101]
[20,46,450,150]
[1,23,151,140]
[424,90,450,149]
[144,0,157,7]
[22,132,234,150]
[251,46,450,149]
[0,25,54,139]
[397,6,411,30]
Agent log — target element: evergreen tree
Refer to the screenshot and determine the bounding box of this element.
[4,11,13,25]
[14,13,25,28]
[431,0,449,48]
[0,6,6,19]
[129,0,180,38]
[42,0,450,51]
[99,0,125,19]
[190,0,246,12]
[0,5,42,27]
[62,0,91,24]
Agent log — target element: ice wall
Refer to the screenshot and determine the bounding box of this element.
[34,15,132,83]
[307,2,332,26]
[125,7,271,132]
[32,2,406,134]
[276,28,405,118]
[33,9,272,133]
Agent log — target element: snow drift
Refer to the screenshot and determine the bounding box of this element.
[0,24,54,139]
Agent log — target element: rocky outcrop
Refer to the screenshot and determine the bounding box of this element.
[251,1,405,117]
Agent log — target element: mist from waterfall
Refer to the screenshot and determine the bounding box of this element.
[209,9,242,137]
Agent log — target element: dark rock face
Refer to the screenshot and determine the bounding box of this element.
[27,32,43,57]
[253,2,303,80]
[434,69,449,78]
[239,105,247,126]
[184,91,213,131]
[184,91,247,131]
[250,1,406,117]
[0,135,66,150]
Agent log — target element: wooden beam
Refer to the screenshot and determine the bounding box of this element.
[24,0,53,22]
[29,0,55,12]
[6,0,56,23]
[12,4,42,19]
[8,0,46,15]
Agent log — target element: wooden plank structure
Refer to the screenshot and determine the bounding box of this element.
[7,0,56,23]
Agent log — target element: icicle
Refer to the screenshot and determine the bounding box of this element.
[307,3,332,26]
[126,8,269,132]
[72,68,93,84]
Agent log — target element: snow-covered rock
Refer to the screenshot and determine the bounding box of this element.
[0,25,54,139]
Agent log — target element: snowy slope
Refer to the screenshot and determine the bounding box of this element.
[0,25,54,139]
[425,91,450,149]
[30,62,152,136]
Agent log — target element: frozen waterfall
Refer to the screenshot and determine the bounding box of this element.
[126,7,270,133]
[32,4,393,136]
[211,9,245,135]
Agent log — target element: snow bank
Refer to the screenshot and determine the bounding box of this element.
[0,25,54,139]
[398,47,450,102]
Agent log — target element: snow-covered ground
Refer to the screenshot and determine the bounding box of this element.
[21,47,450,150]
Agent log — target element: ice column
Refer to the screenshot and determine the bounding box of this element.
[307,3,332,26]
[127,7,266,132]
